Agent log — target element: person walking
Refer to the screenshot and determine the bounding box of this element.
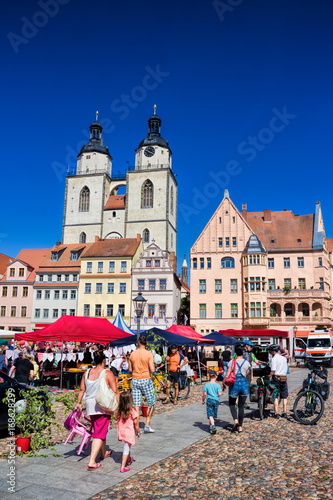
[164,345,188,405]
[8,351,34,384]
[202,371,223,434]
[76,350,119,471]
[222,346,232,377]
[117,391,140,472]
[129,336,156,433]
[225,344,251,433]
[268,344,288,418]
[242,341,260,408]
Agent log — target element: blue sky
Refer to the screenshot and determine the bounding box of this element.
[1,0,332,271]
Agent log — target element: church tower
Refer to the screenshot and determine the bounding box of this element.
[125,106,178,259]
[62,113,112,244]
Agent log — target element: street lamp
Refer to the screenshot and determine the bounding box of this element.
[133,292,147,340]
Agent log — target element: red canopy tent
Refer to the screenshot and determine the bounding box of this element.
[219,329,289,338]
[166,325,214,342]
[14,315,133,343]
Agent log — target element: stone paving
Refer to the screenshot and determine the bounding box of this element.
[0,368,332,499]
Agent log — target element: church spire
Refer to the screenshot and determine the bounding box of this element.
[148,105,161,137]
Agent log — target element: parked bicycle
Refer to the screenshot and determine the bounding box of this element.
[152,366,191,401]
[293,362,330,425]
[250,363,277,420]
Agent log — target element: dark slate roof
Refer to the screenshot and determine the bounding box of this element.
[243,234,267,254]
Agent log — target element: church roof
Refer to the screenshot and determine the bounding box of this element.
[136,108,170,150]
[78,116,111,158]
[104,195,126,210]
[37,243,94,270]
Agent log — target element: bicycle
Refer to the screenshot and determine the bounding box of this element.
[152,367,191,401]
[293,362,329,425]
[250,364,276,420]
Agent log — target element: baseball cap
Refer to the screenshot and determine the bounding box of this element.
[244,340,254,346]
[170,344,177,349]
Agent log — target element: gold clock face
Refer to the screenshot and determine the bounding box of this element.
[144,146,155,157]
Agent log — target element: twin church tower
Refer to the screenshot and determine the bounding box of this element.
[62,107,178,266]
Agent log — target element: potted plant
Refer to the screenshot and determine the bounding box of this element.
[283,286,291,293]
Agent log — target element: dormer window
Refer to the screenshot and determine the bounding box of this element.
[51,252,59,261]
[9,268,15,277]
[71,251,78,261]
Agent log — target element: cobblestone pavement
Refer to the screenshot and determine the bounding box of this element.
[91,370,333,500]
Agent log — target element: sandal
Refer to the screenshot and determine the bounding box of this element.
[87,463,102,471]
[162,399,170,405]
[120,466,130,473]
[101,450,112,460]
[231,423,239,433]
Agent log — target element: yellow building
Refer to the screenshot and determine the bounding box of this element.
[78,236,143,323]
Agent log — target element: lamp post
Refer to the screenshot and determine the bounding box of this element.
[133,292,147,341]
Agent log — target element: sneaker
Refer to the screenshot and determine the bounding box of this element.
[281,413,288,418]
[272,413,280,419]
[244,404,250,409]
[211,426,217,435]
[144,426,155,433]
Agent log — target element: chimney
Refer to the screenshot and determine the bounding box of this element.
[263,209,271,222]
[137,234,141,242]
[55,240,61,247]
[242,204,247,213]
[94,236,100,242]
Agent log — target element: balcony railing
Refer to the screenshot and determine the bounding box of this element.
[270,316,331,324]
[268,289,330,299]
[243,317,270,325]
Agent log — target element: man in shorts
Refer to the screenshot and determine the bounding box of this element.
[269,344,288,419]
[129,336,156,433]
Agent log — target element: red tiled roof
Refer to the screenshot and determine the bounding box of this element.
[180,279,190,293]
[0,253,14,276]
[327,238,333,253]
[37,243,94,270]
[245,210,314,250]
[104,195,126,210]
[0,249,50,283]
[83,237,141,258]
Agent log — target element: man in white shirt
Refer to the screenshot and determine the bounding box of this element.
[269,344,288,419]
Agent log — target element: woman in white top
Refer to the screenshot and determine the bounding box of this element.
[225,344,251,433]
[76,351,119,471]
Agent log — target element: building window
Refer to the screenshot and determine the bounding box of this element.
[79,232,86,243]
[215,279,222,293]
[319,277,324,290]
[155,260,160,267]
[215,304,222,318]
[57,275,61,282]
[79,186,90,212]
[298,278,306,289]
[192,258,197,269]
[61,309,67,316]
[0,306,6,317]
[65,274,69,282]
[199,304,206,318]
[112,211,116,217]
[225,237,230,247]
[170,186,174,215]
[221,257,235,268]
[12,287,18,297]
[218,238,223,247]
[141,179,154,208]
[97,262,103,273]
[232,237,237,247]
[109,261,115,273]
[284,278,291,289]
[71,251,78,261]
[48,275,52,282]
[119,304,125,316]
[70,290,76,299]
[297,257,304,268]
[268,279,276,290]
[96,283,102,293]
[83,304,90,317]
[107,283,114,293]
[138,279,145,290]
[69,309,75,316]
[148,304,155,317]
[146,279,155,291]
[145,260,152,268]
[143,228,150,243]
[35,309,40,318]
[231,303,238,318]
[86,262,92,273]
[2,287,7,297]
[45,290,50,300]
[9,268,15,277]
[121,261,127,273]
[95,304,102,317]
[51,252,59,261]
[119,283,126,293]
[19,268,24,277]
[62,290,68,299]
[53,309,58,319]
[160,279,167,290]
[54,290,60,299]
[22,287,28,297]
[43,309,49,319]
[39,275,44,281]
[267,258,274,268]
[200,258,204,269]
[36,290,42,299]
[159,304,166,318]
[230,279,238,293]
[199,279,206,293]
[318,257,323,266]
[284,258,290,269]
[106,304,114,317]
[11,306,16,317]
[207,258,211,269]
[73,274,78,282]
[249,255,261,265]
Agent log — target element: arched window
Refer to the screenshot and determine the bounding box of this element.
[79,186,90,212]
[221,257,235,268]
[141,179,154,208]
[143,228,150,243]
[170,186,174,215]
[79,232,86,243]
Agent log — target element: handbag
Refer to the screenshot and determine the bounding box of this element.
[95,369,118,413]
[224,359,237,387]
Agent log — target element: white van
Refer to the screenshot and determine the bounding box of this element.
[306,331,333,366]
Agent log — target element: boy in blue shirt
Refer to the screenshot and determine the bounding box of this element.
[202,371,223,434]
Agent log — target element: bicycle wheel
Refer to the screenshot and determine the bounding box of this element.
[258,393,264,420]
[293,390,324,425]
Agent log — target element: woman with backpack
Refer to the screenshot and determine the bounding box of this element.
[225,344,251,433]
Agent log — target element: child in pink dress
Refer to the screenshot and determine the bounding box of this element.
[117,391,140,472]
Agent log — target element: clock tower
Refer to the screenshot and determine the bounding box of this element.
[125,106,177,260]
